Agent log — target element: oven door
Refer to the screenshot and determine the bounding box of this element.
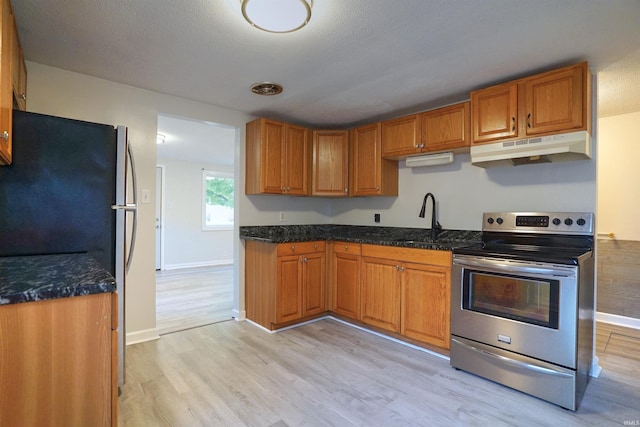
[451,254,578,369]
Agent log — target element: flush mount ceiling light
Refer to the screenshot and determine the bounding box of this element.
[156,133,166,144]
[241,0,312,33]
[250,82,284,96]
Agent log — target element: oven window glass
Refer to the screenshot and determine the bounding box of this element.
[463,270,559,328]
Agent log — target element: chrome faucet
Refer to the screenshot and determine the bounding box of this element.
[419,192,442,241]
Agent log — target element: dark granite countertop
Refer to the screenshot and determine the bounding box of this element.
[0,253,116,305]
[240,224,481,251]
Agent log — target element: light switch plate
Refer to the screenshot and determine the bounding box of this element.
[142,189,151,204]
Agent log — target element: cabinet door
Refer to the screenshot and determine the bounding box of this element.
[284,124,309,195]
[524,63,585,136]
[471,82,518,144]
[333,244,361,320]
[311,130,349,196]
[261,119,286,194]
[302,251,326,316]
[401,262,450,348]
[381,114,421,158]
[421,102,469,152]
[351,123,380,196]
[276,255,302,323]
[0,0,12,164]
[361,257,400,332]
[0,293,113,427]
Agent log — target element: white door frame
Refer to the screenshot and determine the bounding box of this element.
[156,164,166,270]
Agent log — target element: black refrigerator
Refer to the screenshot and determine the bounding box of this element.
[0,110,138,387]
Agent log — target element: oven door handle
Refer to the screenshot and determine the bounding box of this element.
[453,257,575,277]
[452,338,574,378]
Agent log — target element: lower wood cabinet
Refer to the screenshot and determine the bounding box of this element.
[246,240,326,330]
[361,244,452,348]
[246,239,452,349]
[0,292,117,427]
[330,242,362,320]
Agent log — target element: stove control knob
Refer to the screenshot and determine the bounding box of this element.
[496,217,503,225]
[487,217,494,224]
[564,218,573,226]
[552,218,561,226]
[577,218,586,226]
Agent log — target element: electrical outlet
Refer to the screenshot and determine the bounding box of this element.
[279,211,285,221]
[374,213,381,223]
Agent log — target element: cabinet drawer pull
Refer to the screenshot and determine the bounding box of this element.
[20,93,26,101]
[290,245,295,251]
[1,131,7,141]
[344,245,348,250]
[527,113,531,128]
[511,116,516,132]
[313,243,318,249]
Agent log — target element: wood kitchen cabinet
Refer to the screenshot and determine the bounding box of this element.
[245,118,309,195]
[350,122,398,196]
[330,241,361,320]
[311,130,349,196]
[0,0,12,164]
[245,240,326,330]
[381,102,470,159]
[471,62,590,145]
[361,244,452,348]
[0,292,117,427]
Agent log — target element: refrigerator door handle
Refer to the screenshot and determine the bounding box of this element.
[125,141,138,274]
[111,140,138,273]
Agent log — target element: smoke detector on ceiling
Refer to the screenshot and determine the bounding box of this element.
[250,82,283,96]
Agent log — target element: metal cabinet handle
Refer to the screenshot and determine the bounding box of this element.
[290,245,295,251]
[20,93,26,100]
[375,186,379,191]
[414,144,419,148]
[511,117,516,131]
[400,266,405,272]
[344,188,348,192]
[395,265,400,271]
[344,245,348,250]
[313,243,318,249]
[1,131,8,141]
[303,257,308,263]
[527,113,531,128]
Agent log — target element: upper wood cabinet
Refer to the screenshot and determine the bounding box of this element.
[471,62,590,145]
[311,130,349,197]
[245,118,309,195]
[350,122,398,197]
[381,102,470,159]
[0,0,12,165]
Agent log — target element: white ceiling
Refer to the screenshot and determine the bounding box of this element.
[12,1,640,161]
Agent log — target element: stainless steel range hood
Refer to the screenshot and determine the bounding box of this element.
[470,130,592,168]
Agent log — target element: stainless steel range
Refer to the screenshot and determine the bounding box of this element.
[450,212,595,410]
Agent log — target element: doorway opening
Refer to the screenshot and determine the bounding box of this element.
[155,113,237,335]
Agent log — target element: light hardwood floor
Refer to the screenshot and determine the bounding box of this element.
[119,319,640,426]
[156,265,234,335]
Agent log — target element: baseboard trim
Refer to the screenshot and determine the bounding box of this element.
[162,260,233,271]
[596,312,640,330]
[126,328,160,345]
[232,309,246,321]
[245,315,449,361]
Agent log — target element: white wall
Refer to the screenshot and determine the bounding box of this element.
[158,158,234,269]
[597,111,640,240]
[333,152,597,230]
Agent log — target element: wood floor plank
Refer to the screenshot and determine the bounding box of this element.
[119,319,640,426]
[156,265,234,335]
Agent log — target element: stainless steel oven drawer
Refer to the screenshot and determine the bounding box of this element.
[450,336,578,410]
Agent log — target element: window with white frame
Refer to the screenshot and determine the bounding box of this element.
[202,170,234,230]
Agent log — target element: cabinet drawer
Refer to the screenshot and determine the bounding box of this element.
[277,241,325,256]
[332,241,362,256]
[362,244,451,267]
